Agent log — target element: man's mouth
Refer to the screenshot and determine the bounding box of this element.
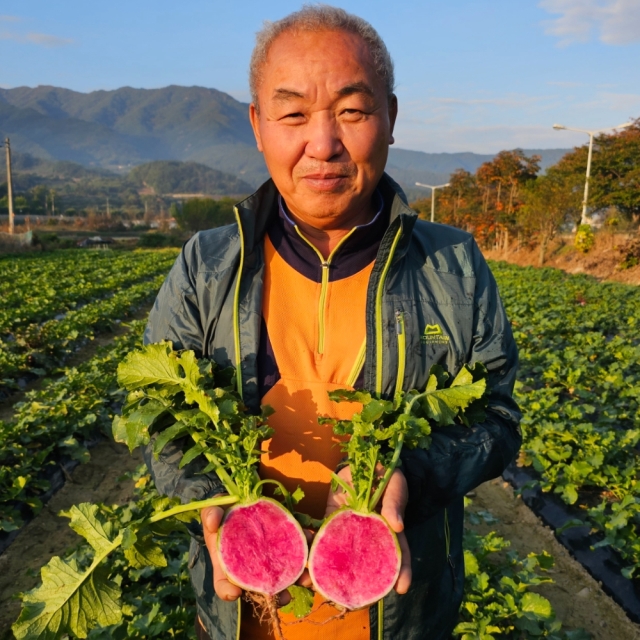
[301,173,350,191]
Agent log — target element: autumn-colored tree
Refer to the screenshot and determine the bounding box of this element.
[474,149,540,247]
[411,169,481,231]
[519,167,581,265]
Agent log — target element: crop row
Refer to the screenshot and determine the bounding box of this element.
[0,260,176,391]
[491,262,640,583]
[0,249,178,335]
[0,320,145,532]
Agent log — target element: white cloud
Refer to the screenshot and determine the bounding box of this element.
[540,0,640,45]
[0,30,73,47]
[393,122,573,154]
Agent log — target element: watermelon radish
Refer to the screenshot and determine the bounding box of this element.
[310,363,488,609]
[309,509,401,609]
[218,498,308,596]
[111,343,312,638]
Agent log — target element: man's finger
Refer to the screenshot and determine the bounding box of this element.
[394,530,412,594]
[202,505,242,601]
[380,470,408,533]
[324,466,352,518]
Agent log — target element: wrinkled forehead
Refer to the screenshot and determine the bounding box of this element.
[256,28,384,104]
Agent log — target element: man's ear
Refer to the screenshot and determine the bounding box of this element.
[249,103,264,153]
[388,94,398,145]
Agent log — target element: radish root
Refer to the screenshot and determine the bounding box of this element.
[244,592,285,640]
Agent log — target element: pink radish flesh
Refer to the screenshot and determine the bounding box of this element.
[217,499,307,596]
[309,510,401,610]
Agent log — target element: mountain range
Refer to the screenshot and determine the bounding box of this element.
[0,85,571,196]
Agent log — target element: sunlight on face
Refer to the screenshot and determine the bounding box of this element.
[249,29,397,229]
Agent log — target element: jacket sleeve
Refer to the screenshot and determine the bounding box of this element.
[141,240,226,532]
[400,240,522,525]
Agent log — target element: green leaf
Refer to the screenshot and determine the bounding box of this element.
[123,532,167,569]
[520,592,553,620]
[116,342,182,390]
[280,586,314,618]
[12,559,122,640]
[60,504,115,555]
[152,422,189,457]
[422,372,487,427]
[112,398,167,452]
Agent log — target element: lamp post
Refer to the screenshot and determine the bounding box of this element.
[552,122,633,226]
[1,138,15,234]
[415,182,450,222]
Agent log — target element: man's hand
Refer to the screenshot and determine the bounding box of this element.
[325,466,412,594]
[202,506,243,601]
[202,505,313,606]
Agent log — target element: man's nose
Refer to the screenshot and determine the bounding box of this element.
[304,112,344,161]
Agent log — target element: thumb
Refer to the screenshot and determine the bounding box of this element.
[201,506,224,534]
[380,471,407,534]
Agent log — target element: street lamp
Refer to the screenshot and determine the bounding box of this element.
[552,121,633,226]
[415,182,450,222]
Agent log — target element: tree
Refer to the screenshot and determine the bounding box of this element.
[519,168,581,265]
[549,118,640,225]
[173,197,236,232]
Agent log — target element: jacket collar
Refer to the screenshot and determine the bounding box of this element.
[234,172,417,257]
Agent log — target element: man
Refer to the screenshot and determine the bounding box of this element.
[144,6,521,640]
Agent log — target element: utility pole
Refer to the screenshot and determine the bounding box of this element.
[106,196,111,219]
[3,138,15,234]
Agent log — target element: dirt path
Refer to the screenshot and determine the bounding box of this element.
[0,442,143,639]
[470,478,640,640]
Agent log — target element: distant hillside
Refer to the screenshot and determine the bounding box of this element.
[4,154,251,212]
[0,85,269,185]
[0,85,572,194]
[129,161,253,195]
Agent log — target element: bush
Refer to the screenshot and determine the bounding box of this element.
[574,224,595,253]
[618,237,640,270]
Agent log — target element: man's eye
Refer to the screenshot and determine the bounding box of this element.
[341,109,366,119]
[282,112,304,120]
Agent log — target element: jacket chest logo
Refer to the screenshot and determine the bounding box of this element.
[421,323,450,345]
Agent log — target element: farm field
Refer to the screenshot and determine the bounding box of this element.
[1,249,640,638]
[0,249,179,395]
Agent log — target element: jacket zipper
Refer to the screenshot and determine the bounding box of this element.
[346,338,367,387]
[394,311,406,394]
[232,207,246,399]
[294,226,356,355]
[444,508,455,576]
[375,226,403,396]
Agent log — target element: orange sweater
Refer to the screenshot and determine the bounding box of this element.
[241,199,386,639]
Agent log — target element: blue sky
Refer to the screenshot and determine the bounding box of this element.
[1,0,639,153]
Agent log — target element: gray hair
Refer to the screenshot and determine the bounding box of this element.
[249,4,395,106]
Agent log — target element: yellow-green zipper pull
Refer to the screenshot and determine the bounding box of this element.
[395,310,406,394]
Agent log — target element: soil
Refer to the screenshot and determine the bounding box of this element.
[484,232,640,286]
[469,479,640,640]
[0,441,143,639]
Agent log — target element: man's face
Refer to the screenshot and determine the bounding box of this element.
[249,29,397,227]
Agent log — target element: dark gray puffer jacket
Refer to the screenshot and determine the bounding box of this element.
[143,174,522,640]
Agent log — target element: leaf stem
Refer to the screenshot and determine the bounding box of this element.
[368,433,405,513]
[147,494,239,524]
